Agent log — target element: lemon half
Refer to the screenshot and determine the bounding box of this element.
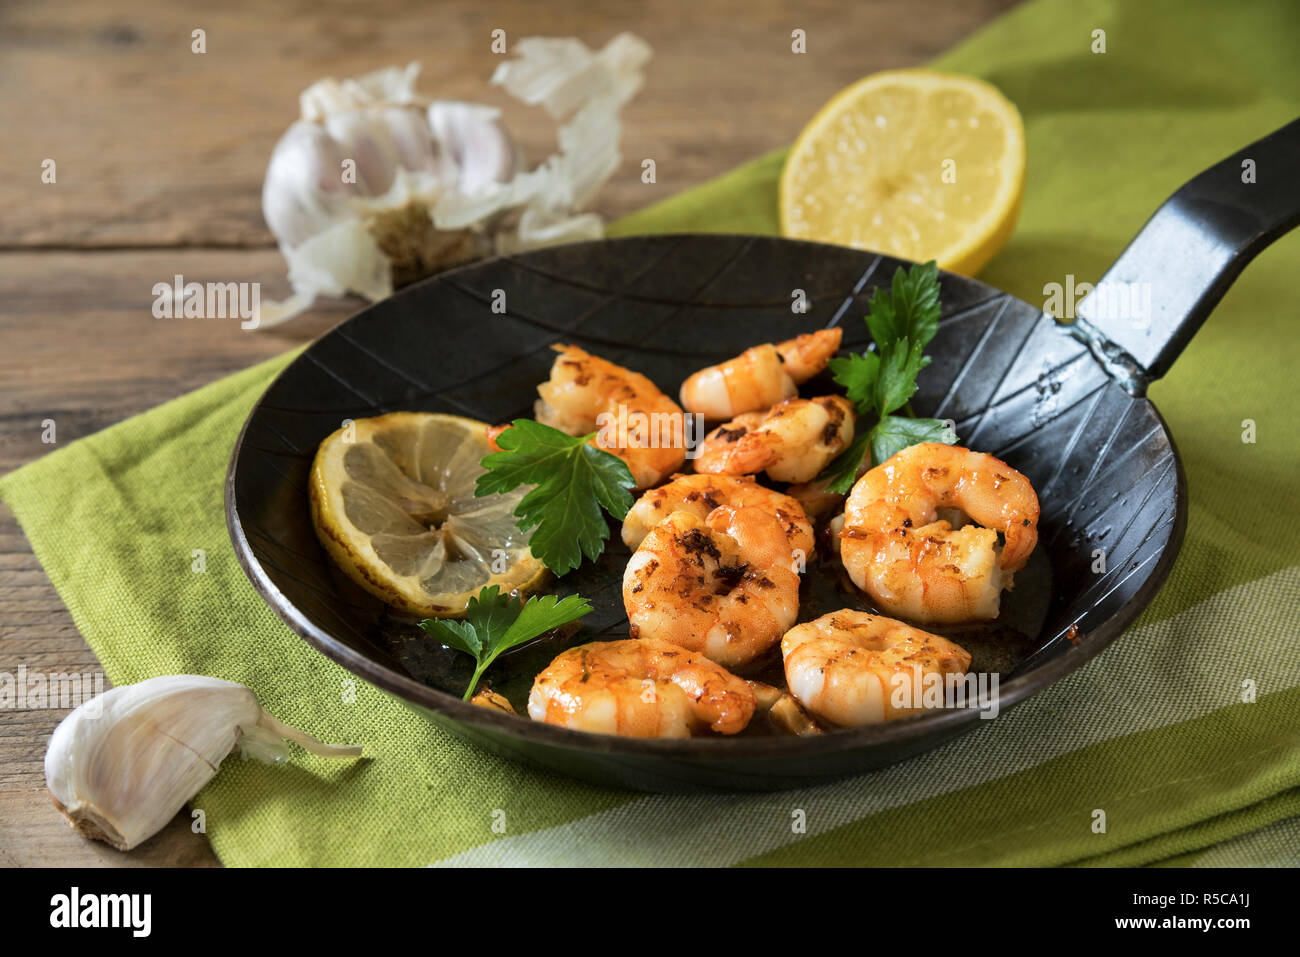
[309,412,545,618]
[779,69,1026,276]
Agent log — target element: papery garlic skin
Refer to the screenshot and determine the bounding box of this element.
[491,33,651,118]
[45,675,360,852]
[258,34,652,326]
[298,62,422,120]
[432,33,652,238]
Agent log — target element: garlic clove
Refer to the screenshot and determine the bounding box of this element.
[426,101,518,195]
[262,121,353,248]
[469,687,516,714]
[44,675,360,852]
[381,105,446,179]
[769,693,824,737]
[745,680,784,712]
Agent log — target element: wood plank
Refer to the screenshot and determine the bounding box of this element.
[0,249,346,471]
[1,0,1019,247]
[0,789,220,866]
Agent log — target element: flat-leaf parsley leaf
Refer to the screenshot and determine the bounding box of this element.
[419,585,592,700]
[864,259,942,353]
[475,418,635,575]
[819,260,957,493]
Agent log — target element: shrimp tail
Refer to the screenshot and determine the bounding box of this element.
[776,328,843,383]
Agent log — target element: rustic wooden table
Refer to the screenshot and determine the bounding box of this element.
[0,0,1020,866]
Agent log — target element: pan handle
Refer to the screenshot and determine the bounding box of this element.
[1070,116,1300,393]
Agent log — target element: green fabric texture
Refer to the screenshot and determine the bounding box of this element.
[3,0,1299,866]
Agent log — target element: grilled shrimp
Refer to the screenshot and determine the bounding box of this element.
[679,329,842,420]
[695,395,855,484]
[786,438,875,522]
[527,638,757,737]
[623,505,801,669]
[621,473,814,559]
[782,610,972,726]
[535,343,686,489]
[840,442,1040,623]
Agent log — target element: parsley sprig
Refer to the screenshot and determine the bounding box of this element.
[475,418,635,575]
[420,585,592,700]
[820,261,957,493]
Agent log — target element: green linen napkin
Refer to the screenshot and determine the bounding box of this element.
[4,0,1299,867]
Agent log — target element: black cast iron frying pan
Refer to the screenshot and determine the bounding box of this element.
[227,119,1300,792]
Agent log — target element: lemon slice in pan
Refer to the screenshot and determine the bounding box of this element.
[309,412,544,617]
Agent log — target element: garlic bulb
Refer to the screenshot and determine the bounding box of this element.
[45,675,361,851]
[260,33,652,326]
